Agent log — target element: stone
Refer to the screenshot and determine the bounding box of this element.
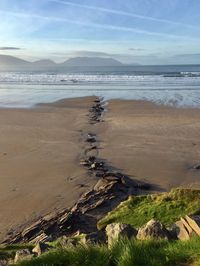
[0,260,8,266]
[14,249,33,263]
[88,156,96,163]
[106,223,137,247]
[58,236,77,248]
[192,164,200,170]
[173,220,190,240]
[30,233,52,244]
[32,242,50,256]
[79,231,106,245]
[93,179,109,191]
[185,215,200,236]
[80,160,89,166]
[21,221,42,239]
[43,213,57,222]
[180,217,193,235]
[90,163,96,169]
[137,219,171,240]
[86,135,96,143]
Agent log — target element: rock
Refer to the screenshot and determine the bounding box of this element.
[90,163,96,169]
[14,249,33,263]
[43,213,57,222]
[185,215,200,236]
[79,231,106,245]
[93,179,109,191]
[63,238,77,248]
[192,164,200,170]
[137,219,171,240]
[0,260,9,266]
[86,135,96,143]
[94,99,100,103]
[30,233,52,244]
[106,223,137,247]
[173,220,190,240]
[21,221,42,239]
[89,161,104,170]
[32,242,50,256]
[88,156,96,163]
[80,160,89,166]
[57,236,77,248]
[180,217,193,235]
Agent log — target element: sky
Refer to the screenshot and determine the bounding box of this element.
[0,0,200,65]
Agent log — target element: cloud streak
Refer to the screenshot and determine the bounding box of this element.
[68,50,114,57]
[0,46,21,50]
[49,0,200,30]
[129,48,145,51]
[0,10,192,40]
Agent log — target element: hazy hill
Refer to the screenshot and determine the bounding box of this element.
[0,55,124,71]
[0,55,29,71]
[0,55,58,71]
[30,59,57,71]
[60,57,123,67]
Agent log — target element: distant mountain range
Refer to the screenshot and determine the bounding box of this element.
[0,55,124,71]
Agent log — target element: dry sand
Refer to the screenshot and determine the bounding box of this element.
[0,97,96,241]
[0,96,200,241]
[98,100,200,192]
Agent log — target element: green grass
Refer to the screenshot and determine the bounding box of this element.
[17,245,111,266]
[98,188,200,230]
[2,188,200,265]
[16,237,200,266]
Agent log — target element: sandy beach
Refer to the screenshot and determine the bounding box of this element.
[0,97,200,241]
[98,100,200,191]
[0,96,97,241]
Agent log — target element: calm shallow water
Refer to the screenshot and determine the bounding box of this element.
[0,67,200,108]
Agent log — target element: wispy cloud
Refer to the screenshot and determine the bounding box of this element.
[49,0,200,30]
[129,48,145,51]
[0,46,21,50]
[0,10,192,40]
[175,53,200,57]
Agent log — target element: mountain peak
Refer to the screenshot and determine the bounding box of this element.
[32,59,56,65]
[61,57,123,66]
[0,55,124,71]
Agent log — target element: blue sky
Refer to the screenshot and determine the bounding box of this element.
[0,0,200,64]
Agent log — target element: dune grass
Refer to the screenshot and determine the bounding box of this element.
[98,188,200,230]
[16,237,200,266]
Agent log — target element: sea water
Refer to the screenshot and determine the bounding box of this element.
[0,65,200,107]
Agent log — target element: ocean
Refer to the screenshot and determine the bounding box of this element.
[0,65,200,107]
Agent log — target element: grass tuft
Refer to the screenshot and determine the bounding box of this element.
[15,237,200,266]
[98,188,200,230]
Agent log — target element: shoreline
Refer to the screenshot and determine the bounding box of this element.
[1,95,200,110]
[1,97,200,242]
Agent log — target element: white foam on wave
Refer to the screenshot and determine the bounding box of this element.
[0,72,200,108]
[0,72,200,86]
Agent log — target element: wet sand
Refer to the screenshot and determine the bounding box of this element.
[0,96,96,241]
[1,96,200,241]
[98,100,200,191]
